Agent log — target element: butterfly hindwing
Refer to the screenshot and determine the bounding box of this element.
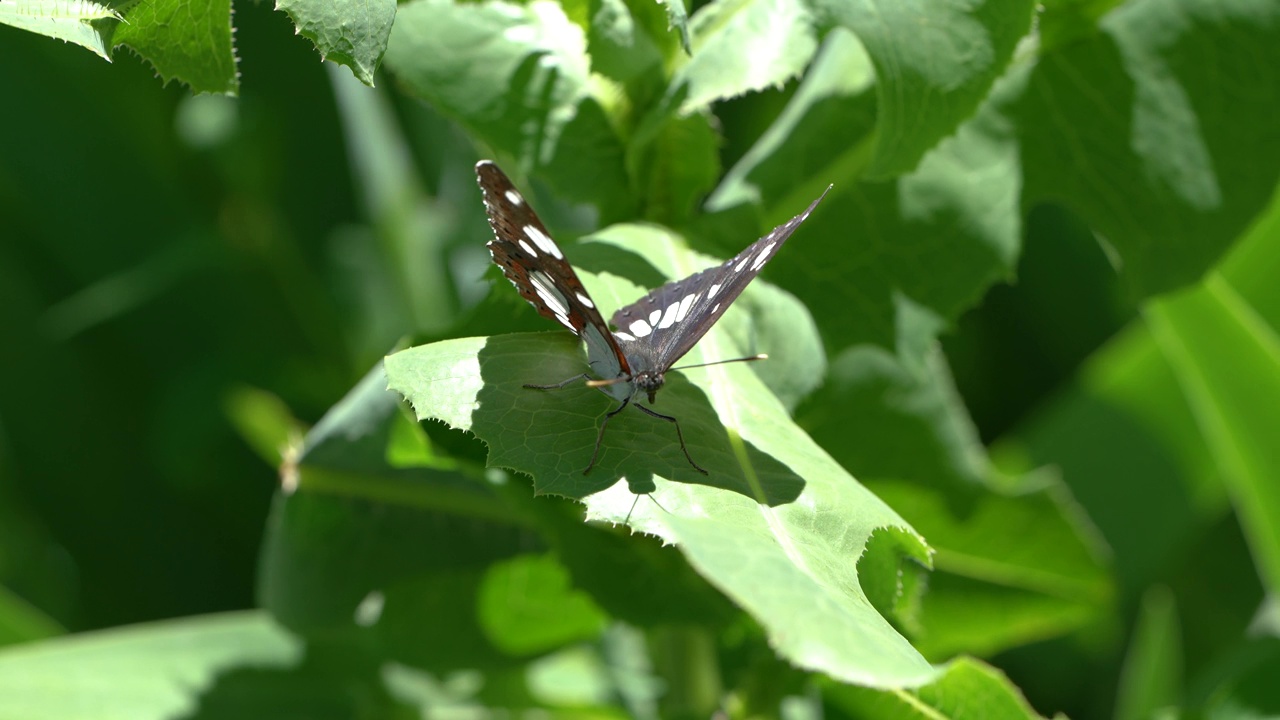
[611,187,832,372]
[476,161,631,379]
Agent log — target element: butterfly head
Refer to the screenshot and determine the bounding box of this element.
[633,370,665,403]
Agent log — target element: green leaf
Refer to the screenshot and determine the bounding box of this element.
[708,29,878,213]
[812,0,1037,178]
[384,0,633,219]
[1017,0,1280,298]
[874,474,1112,660]
[0,0,119,60]
[0,612,304,720]
[386,232,939,687]
[824,655,1050,719]
[0,584,62,647]
[669,0,819,115]
[1188,636,1280,718]
[659,0,690,54]
[800,299,987,490]
[222,385,304,467]
[276,0,395,86]
[112,0,238,94]
[1147,275,1280,598]
[709,29,1024,355]
[260,363,546,670]
[1114,587,1181,720]
[477,553,608,655]
[798,267,1111,659]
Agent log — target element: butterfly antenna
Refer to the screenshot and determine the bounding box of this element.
[670,354,768,372]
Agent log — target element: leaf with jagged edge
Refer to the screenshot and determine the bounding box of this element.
[384,0,633,220]
[276,0,394,86]
[668,0,819,115]
[0,0,119,60]
[386,227,940,688]
[112,0,238,94]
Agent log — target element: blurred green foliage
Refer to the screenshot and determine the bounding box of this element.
[1,0,1279,717]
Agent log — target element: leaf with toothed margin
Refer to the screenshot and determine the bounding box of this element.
[276,0,395,86]
[386,229,941,689]
[112,0,238,94]
[0,0,119,60]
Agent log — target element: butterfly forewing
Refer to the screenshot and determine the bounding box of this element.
[610,186,832,371]
[476,161,631,380]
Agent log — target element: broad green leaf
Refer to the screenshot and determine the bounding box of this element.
[112,0,238,95]
[799,297,1111,658]
[1009,186,1280,607]
[0,0,118,60]
[872,474,1111,660]
[669,0,819,115]
[0,584,62,647]
[387,232,939,687]
[1017,0,1280,298]
[477,553,608,655]
[1147,276,1280,597]
[1188,636,1280,718]
[811,0,1037,179]
[762,79,1021,353]
[629,113,721,227]
[824,655,1049,719]
[800,298,987,490]
[385,0,633,219]
[276,0,395,86]
[259,363,550,670]
[720,0,1278,362]
[1114,587,1181,720]
[708,29,878,213]
[585,0,669,85]
[0,612,305,720]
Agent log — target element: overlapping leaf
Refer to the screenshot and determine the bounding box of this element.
[387,228,939,688]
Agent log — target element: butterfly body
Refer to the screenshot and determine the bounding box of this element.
[476,160,829,474]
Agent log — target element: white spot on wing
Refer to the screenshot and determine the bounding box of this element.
[707,282,722,299]
[712,302,721,314]
[750,248,769,271]
[614,331,636,341]
[518,239,537,257]
[648,309,661,325]
[524,224,564,260]
[629,319,653,338]
[575,291,594,309]
[674,292,699,322]
[529,271,569,317]
[734,255,751,272]
[657,302,679,329]
[504,189,523,205]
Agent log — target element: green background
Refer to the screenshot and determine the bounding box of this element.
[2,0,1279,717]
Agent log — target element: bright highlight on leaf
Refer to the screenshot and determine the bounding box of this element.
[0,0,120,59]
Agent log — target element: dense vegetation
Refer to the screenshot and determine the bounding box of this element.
[2,0,1278,717]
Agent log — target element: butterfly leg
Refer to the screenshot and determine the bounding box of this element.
[633,404,709,475]
[524,373,591,390]
[584,395,633,475]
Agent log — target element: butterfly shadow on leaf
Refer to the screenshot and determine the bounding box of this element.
[472,332,806,506]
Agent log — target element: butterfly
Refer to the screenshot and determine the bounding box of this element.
[476,160,829,475]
